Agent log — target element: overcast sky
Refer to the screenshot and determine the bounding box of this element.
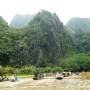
[0,0,90,24]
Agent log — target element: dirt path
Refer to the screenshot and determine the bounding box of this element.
[0,75,90,90]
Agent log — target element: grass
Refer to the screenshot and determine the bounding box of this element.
[80,72,90,80]
[17,75,34,78]
[8,74,34,78]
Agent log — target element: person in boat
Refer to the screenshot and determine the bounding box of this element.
[56,72,63,79]
[10,73,17,82]
[10,76,16,82]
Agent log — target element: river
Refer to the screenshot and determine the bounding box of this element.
[0,75,90,90]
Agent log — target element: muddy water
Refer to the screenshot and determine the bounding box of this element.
[0,75,90,90]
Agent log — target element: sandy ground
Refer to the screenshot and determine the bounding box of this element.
[0,75,90,90]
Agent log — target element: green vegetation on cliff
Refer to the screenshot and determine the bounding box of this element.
[0,11,90,73]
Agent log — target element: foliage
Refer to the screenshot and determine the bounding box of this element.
[15,66,36,75]
[60,53,90,72]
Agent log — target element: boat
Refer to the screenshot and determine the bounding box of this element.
[56,73,63,80]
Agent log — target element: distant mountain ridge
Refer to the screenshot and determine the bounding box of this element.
[66,17,90,33]
[10,14,33,28]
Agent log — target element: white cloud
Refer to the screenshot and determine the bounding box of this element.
[0,0,90,24]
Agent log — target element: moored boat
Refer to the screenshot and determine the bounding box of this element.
[56,73,63,80]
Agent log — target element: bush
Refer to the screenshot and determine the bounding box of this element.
[15,66,36,75]
[60,53,90,72]
[52,67,63,73]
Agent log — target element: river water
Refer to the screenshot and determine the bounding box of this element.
[0,75,90,90]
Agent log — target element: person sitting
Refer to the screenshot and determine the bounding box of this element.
[10,76,16,82]
[56,72,63,79]
[10,73,18,82]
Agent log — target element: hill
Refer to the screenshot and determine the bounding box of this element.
[10,14,33,28]
[66,17,90,52]
[0,10,73,67]
[0,11,90,72]
[66,17,90,33]
[0,16,8,27]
